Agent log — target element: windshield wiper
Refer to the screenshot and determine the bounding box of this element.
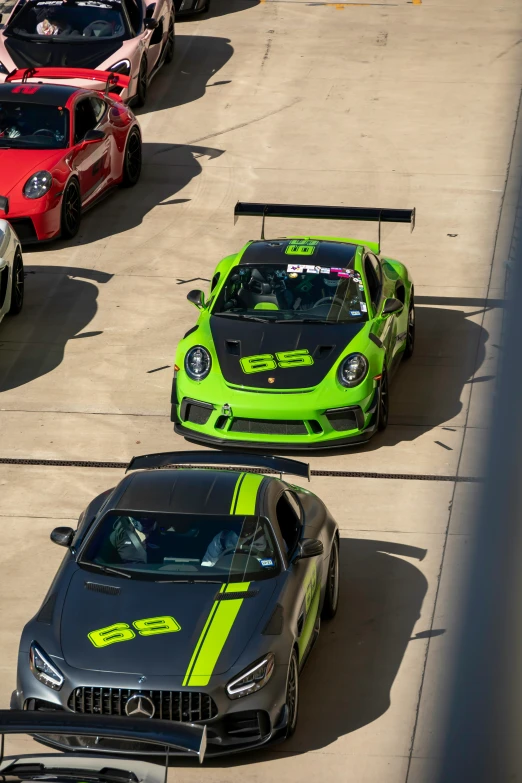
[154,578,222,583]
[214,313,270,323]
[80,561,132,579]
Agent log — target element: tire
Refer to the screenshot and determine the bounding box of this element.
[377,369,389,431]
[135,57,148,107]
[322,536,339,620]
[7,249,24,315]
[164,13,175,63]
[60,178,81,240]
[403,293,415,360]
[285,650,299,739]
[120,127,142,188]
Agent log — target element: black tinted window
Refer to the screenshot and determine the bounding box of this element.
[90,96,106,123]
[74,97,97,143]
[0,101,68,149]
[276,493,301,553]
[80,511,281,581]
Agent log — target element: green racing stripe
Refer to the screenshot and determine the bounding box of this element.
[182,472,264,687]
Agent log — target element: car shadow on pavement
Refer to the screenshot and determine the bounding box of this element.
[137,34,234,114]
[0,266,112,393]
[168,538,427,766]
[53,142,224,248]
[264,304,489,457]
[181,0,260,22]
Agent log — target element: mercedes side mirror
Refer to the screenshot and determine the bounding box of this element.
[294,538,324,560]
[144,17,159,28]
[50,526,75,547]
[187,289,205,309]
[382,297,403,316]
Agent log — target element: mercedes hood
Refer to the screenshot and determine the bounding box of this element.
[60,571,277,677]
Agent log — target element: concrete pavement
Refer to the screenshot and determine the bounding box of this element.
[0,0,521,780]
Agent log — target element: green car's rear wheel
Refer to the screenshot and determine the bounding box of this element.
[404,294,415,359]
[377,369,389,431]
[285,650,299,738]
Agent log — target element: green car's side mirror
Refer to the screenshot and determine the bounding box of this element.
[187,289,205,310]
[382,297,403,316]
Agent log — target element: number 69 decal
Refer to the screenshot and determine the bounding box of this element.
[240,349,314,374]
[88,615,181,648]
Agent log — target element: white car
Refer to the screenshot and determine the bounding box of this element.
[0,219,24,325]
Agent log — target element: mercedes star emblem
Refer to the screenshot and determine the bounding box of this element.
[125,693,155,718]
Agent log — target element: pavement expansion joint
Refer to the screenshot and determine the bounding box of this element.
[0,456,481,482]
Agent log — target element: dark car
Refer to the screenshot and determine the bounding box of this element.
[11,452,340,757]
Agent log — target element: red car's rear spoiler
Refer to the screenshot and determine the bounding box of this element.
[5,67,130,95]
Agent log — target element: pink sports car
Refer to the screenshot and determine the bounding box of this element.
[0,0,175,106]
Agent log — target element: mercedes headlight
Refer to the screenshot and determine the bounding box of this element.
[23,171,53,199]
[338,353,368,388]
[108,59,131,76]
[226,653,275,699]
[184,346,211,381]
[29,642,64,691]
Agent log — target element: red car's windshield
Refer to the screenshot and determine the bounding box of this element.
[0,101,69,148]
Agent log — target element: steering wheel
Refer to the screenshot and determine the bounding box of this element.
[314,296,346,308]
[34,129,55,136]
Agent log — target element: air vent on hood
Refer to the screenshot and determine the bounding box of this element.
[314,345,335,360]
[215,589,259,600]
[225,340,241,356]
[85,582,121,596]
[37,593,57,624]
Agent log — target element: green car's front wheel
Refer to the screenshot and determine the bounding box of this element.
[322,536,339,620]
[377,370,389,431]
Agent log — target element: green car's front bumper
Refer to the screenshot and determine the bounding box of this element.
[172,375,381,450]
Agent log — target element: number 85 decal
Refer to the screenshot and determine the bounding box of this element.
[88,615,181,648]
[240,349,314,374]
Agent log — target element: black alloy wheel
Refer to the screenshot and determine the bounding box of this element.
[285,650,299,738]
[165,13,175,63]
[121,127,142,187]
[61,179,81,239]
[8,250,24,315]
[377,369,389,431]
[404,294,415,359]
[135,57,148,107]
[322,536,339,619]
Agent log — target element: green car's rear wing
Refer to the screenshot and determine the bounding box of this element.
[234,201,416,252]
[127,451,310,481]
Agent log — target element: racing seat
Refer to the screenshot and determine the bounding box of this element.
[82,20,114,36]
[237,269,279,309]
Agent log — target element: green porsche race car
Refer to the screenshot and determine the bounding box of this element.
[171,202,416,450]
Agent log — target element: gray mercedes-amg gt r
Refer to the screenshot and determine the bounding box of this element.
[11,452,340,758]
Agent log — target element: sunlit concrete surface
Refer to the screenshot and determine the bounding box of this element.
[0,0,521,779]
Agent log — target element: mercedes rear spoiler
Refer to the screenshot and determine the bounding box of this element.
[5,67,130,96]
[234,201,415,252]
[127,450,311,481]
[0,710,207,762]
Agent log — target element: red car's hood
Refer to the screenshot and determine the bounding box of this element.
[0,148,66,195]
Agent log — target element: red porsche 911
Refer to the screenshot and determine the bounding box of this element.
[0,68,142,243]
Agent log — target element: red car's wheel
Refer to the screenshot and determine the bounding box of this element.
[121,127,142,188]
[60,179,81,239]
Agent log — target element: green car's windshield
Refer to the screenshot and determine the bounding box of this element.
[211,262,368,323]
[80,511,281,582]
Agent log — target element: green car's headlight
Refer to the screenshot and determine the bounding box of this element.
[29,642,64,691]
[185,346,211,381]
[226,653,275,699]
[338,353,368,388]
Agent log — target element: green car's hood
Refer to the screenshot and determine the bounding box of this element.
[209,315,366,389]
